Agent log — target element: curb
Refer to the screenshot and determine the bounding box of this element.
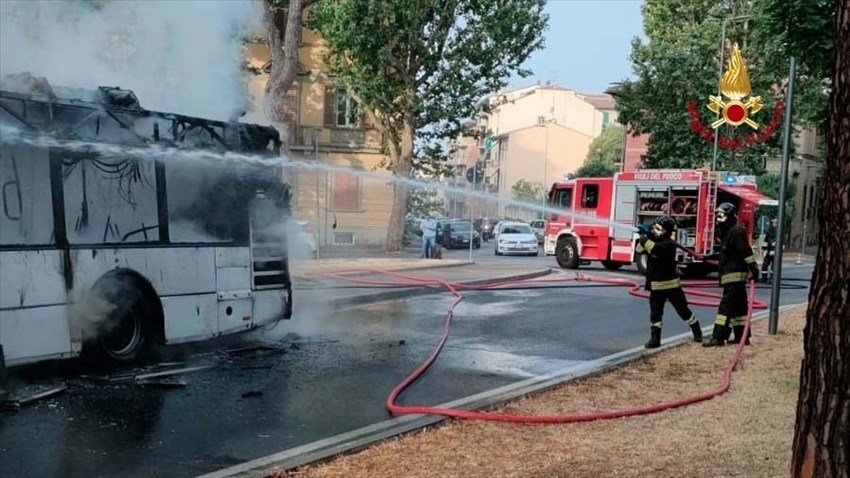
[198,300,807,478]
[322,268,552,310]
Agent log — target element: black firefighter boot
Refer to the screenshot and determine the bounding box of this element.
[730,326,752,345]
[645,326,662,349]
[702,325,728,347]
[690,322,703,343]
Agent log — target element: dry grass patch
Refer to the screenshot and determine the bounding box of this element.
[281,309,807,478]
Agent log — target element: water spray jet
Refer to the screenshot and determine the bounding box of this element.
[0,126,640,234]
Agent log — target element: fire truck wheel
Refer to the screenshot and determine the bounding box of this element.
[635,253,649,275]
[601,260,624,271]
[556,237,580,269]
[82,270,164,366]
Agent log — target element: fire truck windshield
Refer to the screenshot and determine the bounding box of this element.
[553,188,572,209]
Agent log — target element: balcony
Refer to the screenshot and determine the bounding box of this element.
[293,125,377,149]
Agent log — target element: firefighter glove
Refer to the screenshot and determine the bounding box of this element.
[748,262,760,281]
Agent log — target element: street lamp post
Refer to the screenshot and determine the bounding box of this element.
[796,164,817,264]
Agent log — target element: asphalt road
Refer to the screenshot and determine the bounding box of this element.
[0,248,814,478]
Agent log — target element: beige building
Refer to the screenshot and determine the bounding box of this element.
[764,128,824,252]
[449,83,617,219]
[244,26,392,248]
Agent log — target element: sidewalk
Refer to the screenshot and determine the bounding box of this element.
[283,307,808,478]
[295,264,552,309]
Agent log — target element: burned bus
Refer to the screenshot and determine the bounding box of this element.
[0,76,293,367]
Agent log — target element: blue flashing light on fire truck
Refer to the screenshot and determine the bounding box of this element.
[542,169,778,277]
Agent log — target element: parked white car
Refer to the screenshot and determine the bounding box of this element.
[495,222,539,256]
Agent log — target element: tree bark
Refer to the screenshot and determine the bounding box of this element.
[261,0,304,152]
[384,113,415,252]
[791,1,850,477]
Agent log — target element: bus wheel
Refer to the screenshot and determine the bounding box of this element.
[601,260,624,271]
[556,237,580,269]
[83,271,163,365]
[635,253,648,276]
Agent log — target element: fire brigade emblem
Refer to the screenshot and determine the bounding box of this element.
[707,43,763,129]
[687,43,784,150]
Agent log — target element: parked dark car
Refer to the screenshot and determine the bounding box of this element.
[437,220,481,249]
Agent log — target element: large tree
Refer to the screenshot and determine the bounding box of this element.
[310,0,547,251]
[791,0,848,476]
[261,0,317,151]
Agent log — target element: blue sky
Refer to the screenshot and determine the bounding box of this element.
[510,0,646,94]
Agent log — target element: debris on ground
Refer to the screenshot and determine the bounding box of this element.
[287,309,807,478]
[241,390,264,398]
[134,365,213,382]
[136,378,187,389]
[2,384,69,411]
[224,345,276,356]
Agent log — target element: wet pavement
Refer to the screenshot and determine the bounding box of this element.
[0,260,814,478]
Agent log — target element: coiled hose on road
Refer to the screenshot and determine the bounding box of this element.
[313,269,762,424]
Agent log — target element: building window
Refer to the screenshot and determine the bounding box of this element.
[336,89,359,127]
[581,184,599,208]
[602,111,610,128]
[331,172,360,210]
[333,231,355,245]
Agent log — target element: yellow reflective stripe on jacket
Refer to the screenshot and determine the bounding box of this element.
[644,239,656,253]
[721,272,749,284]
[651,278,681,290]
[635,243,645,253]
[744,255,756,264]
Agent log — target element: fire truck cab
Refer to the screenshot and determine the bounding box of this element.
[542,169,778,276]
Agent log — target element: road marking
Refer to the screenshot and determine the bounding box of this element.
[199,300,809,478]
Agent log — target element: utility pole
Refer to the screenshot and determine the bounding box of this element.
[312,128,322,260]
[769,57,796,335]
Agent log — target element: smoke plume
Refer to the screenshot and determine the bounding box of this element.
[0,0,262,121]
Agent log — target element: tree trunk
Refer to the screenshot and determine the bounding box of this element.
[385,116,415,252]
[261,0,304,153]
[791,1,850,476]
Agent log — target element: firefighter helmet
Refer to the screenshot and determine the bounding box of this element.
[651,216,676,238]
[715,202,737,224]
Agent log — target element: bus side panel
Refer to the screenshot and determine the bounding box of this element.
[160,294,218,344]
[69,247,219,342]
[252,289,287,325]
[0,306,73,366]
[0,250,67,309]
[69,247,217,297]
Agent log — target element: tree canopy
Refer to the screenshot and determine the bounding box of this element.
[310,0,547,250]
[511,178,545,204]
[616,0,834,172]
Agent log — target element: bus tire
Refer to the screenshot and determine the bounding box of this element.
[601,260,624,271]
[82,270,164,366]
[556,237,580,269]
[635,253,648,275]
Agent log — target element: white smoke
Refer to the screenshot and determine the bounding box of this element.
[0,0,263,121]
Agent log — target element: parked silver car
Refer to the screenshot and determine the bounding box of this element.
[528,219,546,244]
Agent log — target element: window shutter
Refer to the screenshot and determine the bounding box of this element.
[323,85,335,127]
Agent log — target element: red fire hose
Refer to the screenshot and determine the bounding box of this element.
[314,269,761,423]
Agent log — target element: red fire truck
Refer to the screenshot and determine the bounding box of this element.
[542,169,778,276]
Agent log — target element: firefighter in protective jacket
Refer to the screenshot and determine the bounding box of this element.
[703,203,760,347]
[636,216,703,349]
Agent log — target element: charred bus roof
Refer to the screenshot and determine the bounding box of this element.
[0,73,280,155]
